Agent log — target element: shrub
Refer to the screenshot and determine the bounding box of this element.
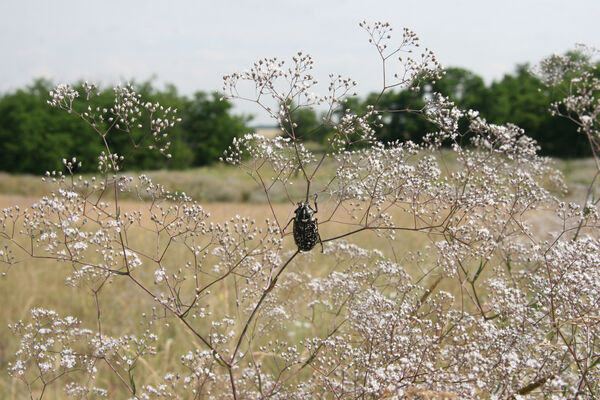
[1,23,600,399]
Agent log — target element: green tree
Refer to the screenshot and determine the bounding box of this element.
[280,101,333,145]
[369,89,434,143]
[0,79,103,173]
[487,65,588,157]
[431,67,490,113]
[181,91,250,166]
[101,81,193,170]
[0,80,251,173]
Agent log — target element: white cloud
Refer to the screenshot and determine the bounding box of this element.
[1,0,598,124]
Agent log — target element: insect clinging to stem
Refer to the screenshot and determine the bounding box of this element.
[286,193,323,252]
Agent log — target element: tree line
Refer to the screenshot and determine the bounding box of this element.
[0,59,595,174]
[0,79,250,173]
[294,63,595,158]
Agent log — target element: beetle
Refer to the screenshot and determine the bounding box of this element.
[288,194,323,252]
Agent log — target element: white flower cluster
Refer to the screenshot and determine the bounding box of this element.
[8,309,96,393]
[222,53,322,122]
[5,23,600,399]
[360,21,444,91]
[223,133,315,178]
[47,82,180,173]
[8,307,160,399]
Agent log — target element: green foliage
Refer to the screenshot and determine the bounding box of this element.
[0,79,98,173]
[431,67,489,113]
[181,92,250,166]
[485,65,589,157]
[0,80,249,173]
[100,81,193,171]
[280,101,333,144]
[369,90,434,143]
[350,64,591,158]
[1,51,597,176]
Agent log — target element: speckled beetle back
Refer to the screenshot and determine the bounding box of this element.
[292,201,321,252]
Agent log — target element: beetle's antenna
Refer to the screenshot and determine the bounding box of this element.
[313,193,319,213]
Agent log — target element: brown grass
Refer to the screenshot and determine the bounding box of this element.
[0,193,437,398]
[0,156,594,398]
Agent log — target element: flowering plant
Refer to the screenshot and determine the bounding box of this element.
[2,23,600,399]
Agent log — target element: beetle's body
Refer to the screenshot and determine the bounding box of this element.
[292,200,322,252]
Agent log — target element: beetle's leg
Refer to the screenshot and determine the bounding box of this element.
[316,218,324,253]
[319,233,324,253]
[282,217,293,233]
[313,193,319,214]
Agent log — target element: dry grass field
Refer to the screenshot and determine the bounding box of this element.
[0,198,256,397]
[0,156,596,398]
[0,195,435,398]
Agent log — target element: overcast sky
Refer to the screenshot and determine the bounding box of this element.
[1,0,598,124]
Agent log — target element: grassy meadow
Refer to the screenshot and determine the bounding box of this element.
[0,156,597,398]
